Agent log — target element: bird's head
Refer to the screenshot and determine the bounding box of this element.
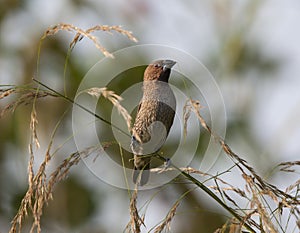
[143,59,176,82]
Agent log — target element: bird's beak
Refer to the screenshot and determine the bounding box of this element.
[162,60,176,71]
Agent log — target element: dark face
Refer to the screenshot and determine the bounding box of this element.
[143,60,176,82]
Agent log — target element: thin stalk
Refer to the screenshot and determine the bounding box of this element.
[33,78,130,137]
[155,154,256,233]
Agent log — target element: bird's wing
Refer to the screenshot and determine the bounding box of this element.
[136,101,142,114]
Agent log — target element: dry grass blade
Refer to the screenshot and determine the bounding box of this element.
[9,144,35,233]
[82,87,132,131]
[285,179,300,194]
[244,174,278,233]
[128,188,144,233]
[278,160,300,172]
[150,166,209,176]
[208,173,248,202]
[229,219,242,233]
[86,25,138,42]
[183,99,192,139]
[30,108,40,148]
[182,98,300,231]
[43,23,137,58]
[215,178,247,199]
[241,210,259,229]
[214,221,228,233]
[83,87,107,98]
[154,201,179,233]
[0,89,57,118]
[47,145,104,198]
[188,98,298,202]
[9,144,103,233]
[9,91,55,233]
[222,191,239,208]
[44,23,112,57]
[152,166,245,199]
[0,87,16,99]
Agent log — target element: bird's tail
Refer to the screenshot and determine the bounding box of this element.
[133,155,150,186]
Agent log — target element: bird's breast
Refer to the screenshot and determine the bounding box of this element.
[132,82,176,145]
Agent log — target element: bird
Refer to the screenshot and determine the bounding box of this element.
[131,59,176,186]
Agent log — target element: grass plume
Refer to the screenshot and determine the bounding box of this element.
[43,23,138,58]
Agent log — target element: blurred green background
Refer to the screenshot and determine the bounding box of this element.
[1,0,300,232]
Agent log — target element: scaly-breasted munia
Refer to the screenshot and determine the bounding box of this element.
[131,59,176,185]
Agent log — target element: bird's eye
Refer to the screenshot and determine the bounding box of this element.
[154,64,160,68]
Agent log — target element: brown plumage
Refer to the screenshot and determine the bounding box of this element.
[131,60,176,185]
